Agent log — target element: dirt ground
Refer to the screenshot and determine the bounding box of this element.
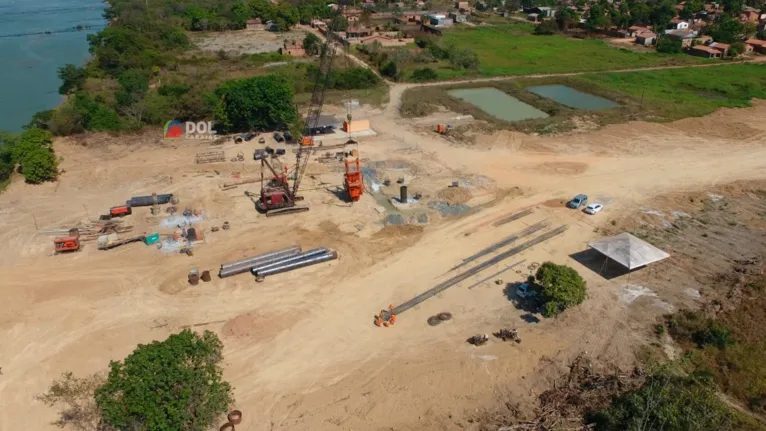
[2,86,766,430]
[191,27,307,55]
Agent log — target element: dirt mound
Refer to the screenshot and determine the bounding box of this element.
[436,187,472,205]
[222,312,292,342]
[535,162,588,175]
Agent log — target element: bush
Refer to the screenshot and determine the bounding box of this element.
[692,321,734,348]
[535,262,587,317]
[20,146,58,184]
[534,20,559,35]
[95,330,234,431]
[381,61,399,80]
[591,369,737,431]
[410,67,438,82]
[657,37,683,54]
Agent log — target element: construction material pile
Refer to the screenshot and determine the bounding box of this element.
[41,220,133,242]
[218,246,338,280]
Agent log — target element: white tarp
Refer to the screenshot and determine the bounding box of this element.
[588,233,669,270]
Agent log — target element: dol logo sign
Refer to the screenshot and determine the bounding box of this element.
[164,120,217,140]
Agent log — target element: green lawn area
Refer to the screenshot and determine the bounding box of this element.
[576,63,766,120]
[439,24,707,77]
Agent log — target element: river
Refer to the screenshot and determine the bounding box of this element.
[0,0,106,132]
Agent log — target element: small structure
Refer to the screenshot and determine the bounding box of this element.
[343,119,371,133]
[745,38,766,54]
[456,1,474,13]
[307,114,341,135]
[246,18,262,29]
[281,40,305,56]
[707,41,730,56]
[448,12,468,23]
[665,19,690,32]
[588,233,670,272]
[346,26,373,39]
[427,14,454,27]
[690,44,722,58]
[635,32,657,46]
[665,29,698,47]
[627,25,651,37]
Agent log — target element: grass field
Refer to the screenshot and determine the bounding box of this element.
[436,24,707,78]
[576,63,766,120]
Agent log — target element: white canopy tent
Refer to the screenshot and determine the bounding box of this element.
[588,233,669,270]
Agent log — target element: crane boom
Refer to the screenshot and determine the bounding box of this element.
[293,37,338,197]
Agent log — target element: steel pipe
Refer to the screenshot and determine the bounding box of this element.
[255,251,338,278]
[220,246,301,271]
[219,246,301,278]
[251,248,329,275]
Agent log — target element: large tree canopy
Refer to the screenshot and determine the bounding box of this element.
[95,330,233,431]
[213,74,297,133]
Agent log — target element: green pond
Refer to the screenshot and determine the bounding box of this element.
[448,88,549,122]
[526,85,619,111]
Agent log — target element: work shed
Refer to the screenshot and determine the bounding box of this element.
[588,233,670,271]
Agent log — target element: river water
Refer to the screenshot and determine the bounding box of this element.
[0,0,106,132]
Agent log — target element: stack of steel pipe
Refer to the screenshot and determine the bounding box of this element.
[252,248,338,279]
[218,246,301,278]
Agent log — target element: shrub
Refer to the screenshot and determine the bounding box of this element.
[381,61,399,80]
[20,146,58,184]
[213,74,297,132]
[657,37,683,54]
[534,20,559,35]
[410,67,438,82]
[95,330,234,431]
[692,321,734,348]
[535,262,587,317]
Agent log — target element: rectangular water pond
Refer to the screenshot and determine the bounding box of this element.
[448,88,549,122]
[526,85,619,111]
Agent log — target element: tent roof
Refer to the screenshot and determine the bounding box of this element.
[588,233,669,270]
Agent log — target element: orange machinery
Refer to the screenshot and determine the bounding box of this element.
[109,205,132,217]
[344,157,364,202]
[54,229,81,253]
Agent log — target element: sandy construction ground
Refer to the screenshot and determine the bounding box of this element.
[191,27,308,55]
[1,96,766,430]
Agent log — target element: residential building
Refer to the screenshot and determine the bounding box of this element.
[346,26,373,39]
[635,32,657,46]
[707,41,730,56]
[427,13,454,27]
[745,38,766,54]
[690,45,722,58]
[665,19,690,33]
[358,35,413,46]
[280,40,305,56]
[665,29,698,47]
[627,25,651,37]
[456,1,474,13]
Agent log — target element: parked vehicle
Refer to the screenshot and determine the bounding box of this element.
[516,282,537,298]
[273,132,284,142]
[567,194,588,209]
[584,203,604,215]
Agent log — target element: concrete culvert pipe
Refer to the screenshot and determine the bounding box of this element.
[219,423,235,431]
[227,410,242,425]
[250,248,329,275]
[254,251,338,278]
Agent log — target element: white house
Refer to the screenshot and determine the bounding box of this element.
[664,20,689,33]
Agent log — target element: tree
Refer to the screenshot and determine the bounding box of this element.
[586,4,610,31]
[24,110,53,131]
[650,0,677,33]
[722,0,743,15]
[37,372,106,431]
[710,16,744,43]
[534,262,587,317]
[730,41,746,56]
[628,0,651,25]
[555,7,578,31]
[381,60,399,80]
[361,8,372,26]
[95,330,234,431]
[303,32,321,56]
[57,64,87,95]
[213,74,297,132]
[410,67,438,82]
[657,37,683,53]
[330,15,349,31]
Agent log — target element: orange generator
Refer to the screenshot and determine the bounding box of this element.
[344,157,364,202]
[109,205,132,217]
[54,229,81,253]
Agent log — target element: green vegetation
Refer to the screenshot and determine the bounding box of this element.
[96,330,233,430]
[578,64,766,120]
[439,24,705,78]
[38,330,233,431]
[23,0,380,136]
[213,75,297,133]
[591,366,761,431]
[533,262,587,317]
[0,128,58,186]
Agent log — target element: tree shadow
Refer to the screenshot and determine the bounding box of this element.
[569,249,632,280]
[503,282,543,318]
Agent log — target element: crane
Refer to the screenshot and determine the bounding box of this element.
[254,26,339,217]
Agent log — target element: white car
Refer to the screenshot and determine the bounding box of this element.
[516,282,537,298]
[583,203,604,215]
